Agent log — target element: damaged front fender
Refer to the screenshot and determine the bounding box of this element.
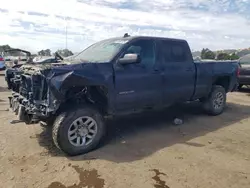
[9,61,114,124]
[46,63,114,102]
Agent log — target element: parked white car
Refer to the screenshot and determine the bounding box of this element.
[0,55,6,70]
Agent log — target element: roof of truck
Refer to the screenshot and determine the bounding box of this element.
[107,35,187,42]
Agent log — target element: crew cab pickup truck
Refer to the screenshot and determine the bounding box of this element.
[8,35,239,156]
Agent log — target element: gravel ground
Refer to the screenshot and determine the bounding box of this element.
[0,71,250,188]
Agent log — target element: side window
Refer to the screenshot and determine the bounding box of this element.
[171,42,187,62]
[123,39,155,68]
[159,40,188,63]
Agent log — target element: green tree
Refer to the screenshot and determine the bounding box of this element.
[38,50,45,56]
[38,49,51,56]
[230,53,240,60]
[217,52,230,60]
[0,45,11,53]
[0,45,12,56]
[44,49,51,56]
[201,48,215,59]
[56,49,74,57]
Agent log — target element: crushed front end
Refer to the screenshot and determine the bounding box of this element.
[8,62,112,125]
[9,65,59,124]
[6,69,24,92]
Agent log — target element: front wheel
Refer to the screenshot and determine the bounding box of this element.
[52,106,106,156]
[203,85,226,116]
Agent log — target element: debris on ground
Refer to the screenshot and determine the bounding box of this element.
[10,120,23,124]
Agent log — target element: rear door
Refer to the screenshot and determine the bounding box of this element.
[156,39,196,105]
[114,38,163,111]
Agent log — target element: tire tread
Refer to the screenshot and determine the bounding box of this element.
[52,105,105,156]
[203,85,226,116]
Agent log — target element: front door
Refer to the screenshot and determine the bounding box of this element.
[114,38,163,111]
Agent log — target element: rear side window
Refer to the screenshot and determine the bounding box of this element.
[158,40,189,63]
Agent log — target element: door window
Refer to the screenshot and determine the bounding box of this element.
[123,39,155,68]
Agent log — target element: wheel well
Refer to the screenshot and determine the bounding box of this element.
[213,76,230,92]
[56,86,109,115]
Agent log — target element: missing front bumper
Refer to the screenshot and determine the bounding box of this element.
[8,94,40,124]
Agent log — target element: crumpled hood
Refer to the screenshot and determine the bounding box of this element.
[39,62,114,100]
[20,61,114,100]
[20,62,71,75]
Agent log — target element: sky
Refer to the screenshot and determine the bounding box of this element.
[0,0,250,53]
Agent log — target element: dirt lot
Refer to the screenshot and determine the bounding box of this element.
[0,71,250,188]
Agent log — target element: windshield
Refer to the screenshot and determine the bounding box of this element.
[66,38,129,64]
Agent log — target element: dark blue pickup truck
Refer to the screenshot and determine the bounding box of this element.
[9,35,239,156]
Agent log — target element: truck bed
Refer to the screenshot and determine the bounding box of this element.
[193,60,239,100]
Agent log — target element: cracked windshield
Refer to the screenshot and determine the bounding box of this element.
[0,0,250,188]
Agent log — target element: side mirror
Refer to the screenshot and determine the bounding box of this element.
[118,54,140,65]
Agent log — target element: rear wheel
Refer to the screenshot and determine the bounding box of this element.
[52,105,106,156]
[203,85,226,116]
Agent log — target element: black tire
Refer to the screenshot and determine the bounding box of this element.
[52,105,106,156]
[203,85,226,116]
